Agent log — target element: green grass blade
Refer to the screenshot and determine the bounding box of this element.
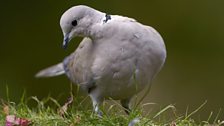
[185,100,207,119]
[153,104,175,119]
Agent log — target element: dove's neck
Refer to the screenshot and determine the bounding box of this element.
[87,11,109,40]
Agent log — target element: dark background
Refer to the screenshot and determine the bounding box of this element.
[0,0,224,120]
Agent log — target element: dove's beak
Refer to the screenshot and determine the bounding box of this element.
[63,34,70,49]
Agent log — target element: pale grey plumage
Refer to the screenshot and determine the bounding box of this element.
[36,5,166,120]
[35,63,64,78]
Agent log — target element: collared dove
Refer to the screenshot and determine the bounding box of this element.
[36,5,166,116]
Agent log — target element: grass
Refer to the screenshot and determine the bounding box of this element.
[0,91,223,126]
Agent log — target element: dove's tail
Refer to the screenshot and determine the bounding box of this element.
[35,63,65,78]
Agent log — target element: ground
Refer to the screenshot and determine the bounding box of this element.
[0,93,223,126]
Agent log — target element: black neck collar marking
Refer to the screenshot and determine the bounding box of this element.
[103,14,111,23]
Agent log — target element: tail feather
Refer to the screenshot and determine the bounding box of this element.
[35,63,65,78]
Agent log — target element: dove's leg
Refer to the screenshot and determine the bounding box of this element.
[122,98,140,126]
[121,98,132,114]
[89,92,103,117]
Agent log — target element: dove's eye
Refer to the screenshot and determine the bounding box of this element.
[71,20,77,26]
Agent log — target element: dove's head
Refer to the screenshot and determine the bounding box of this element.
[60,5,103,49]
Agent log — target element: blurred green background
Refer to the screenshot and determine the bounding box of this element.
[0,0,224,120]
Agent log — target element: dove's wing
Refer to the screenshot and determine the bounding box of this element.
[35,63,65,78]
